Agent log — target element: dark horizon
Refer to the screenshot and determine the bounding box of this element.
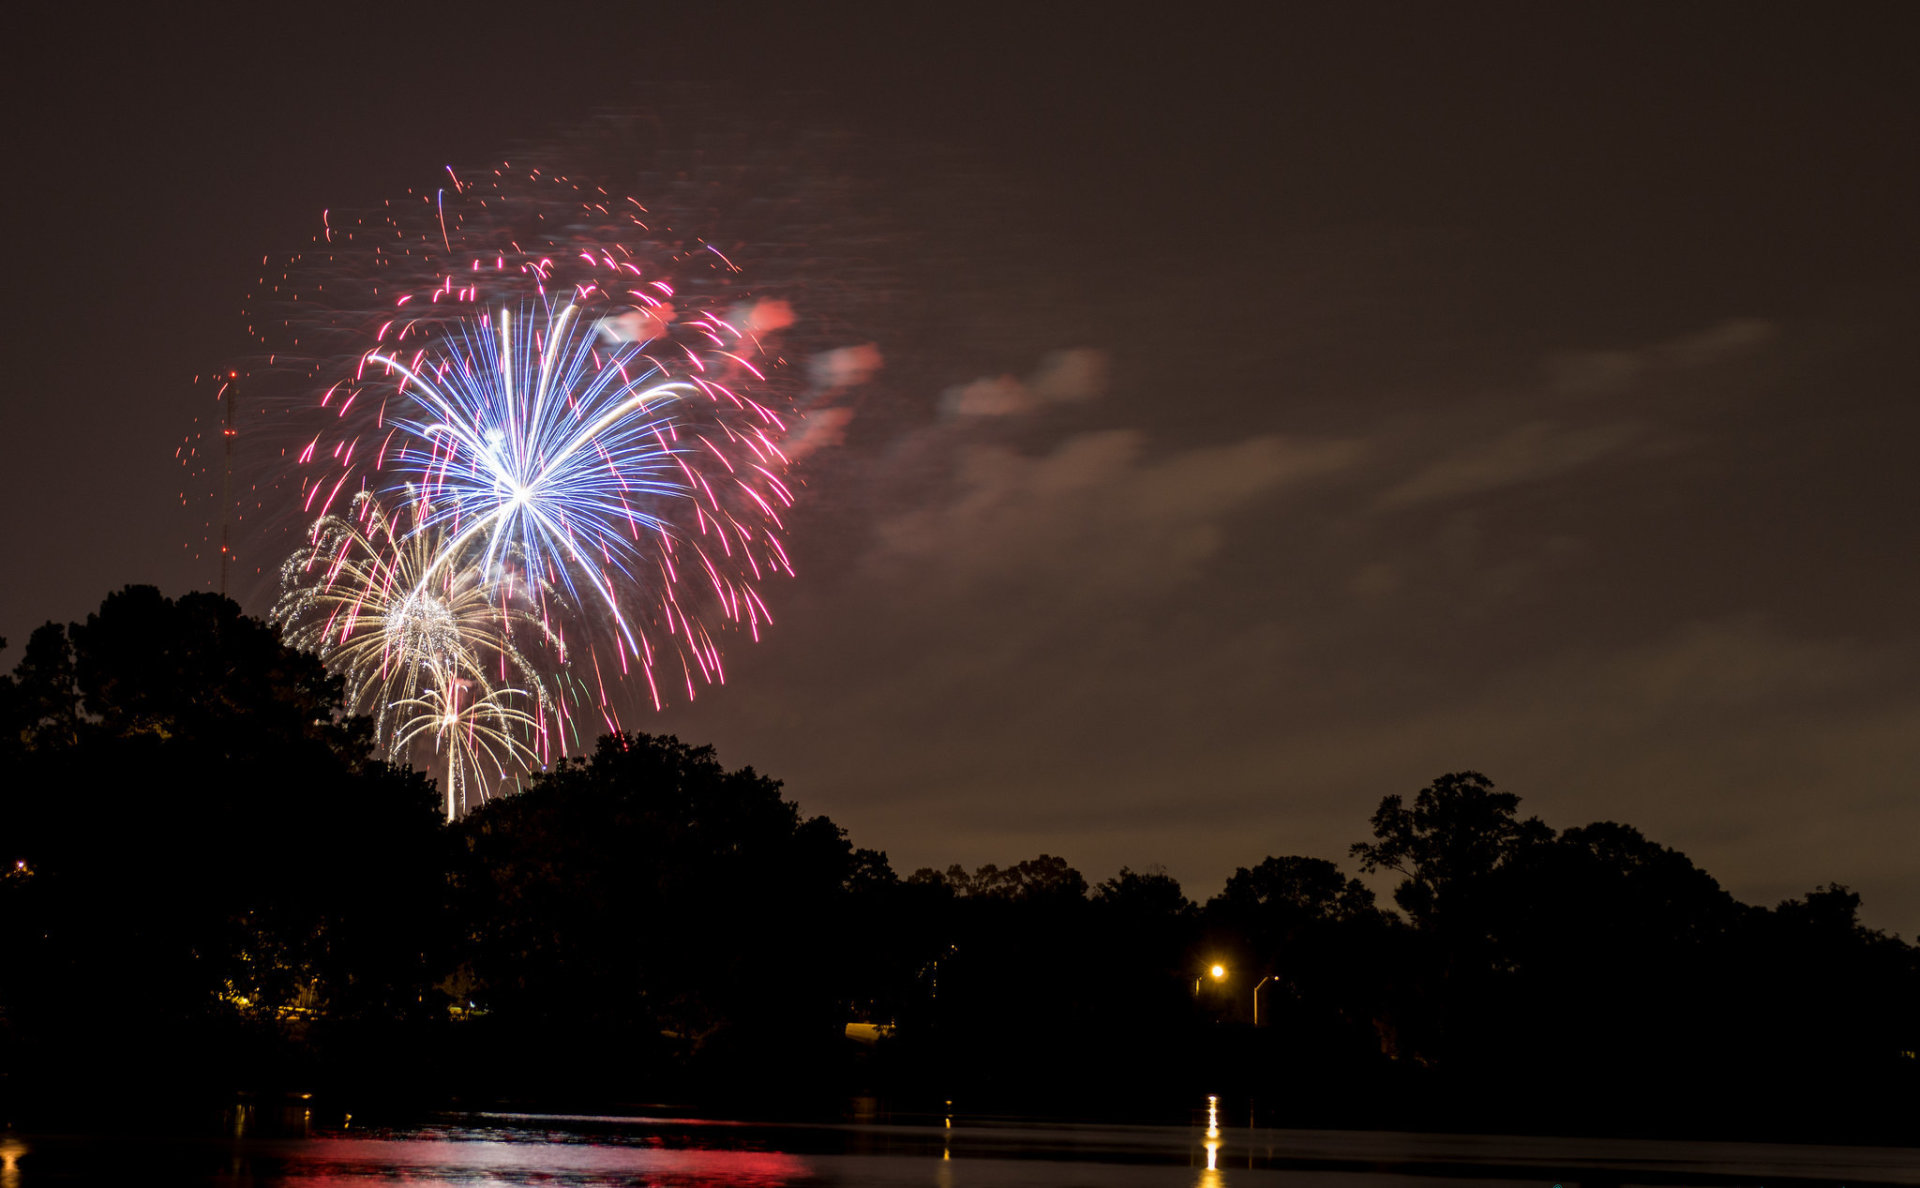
[4,4,1919,933]
[7,586,1916,1143]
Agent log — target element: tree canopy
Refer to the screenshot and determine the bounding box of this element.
[3,589,1916,1137]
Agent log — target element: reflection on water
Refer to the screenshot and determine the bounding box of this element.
[0,1137,24,1188]
[1201,1093,1222,1183]
[5,1098,1920,1186]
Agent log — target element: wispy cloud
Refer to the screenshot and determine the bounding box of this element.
[873,429,1362,593]
[1376,420,1644,508]
[1548,317,1775,397]
[809,343,884,391]
[941,349,1110,417]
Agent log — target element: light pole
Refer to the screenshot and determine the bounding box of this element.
[1194,962,1227,998]
[1253,975,1277,1026]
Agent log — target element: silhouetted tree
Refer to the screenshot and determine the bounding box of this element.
[2,624,81,752]
[0,587,452,1101]
[1092,865,1192,920]
[1350,771,1553,928]
[8,610,1919,1138]
[453,732,873,1097]
[925,854,1089,902]
[1213,855,1378,925]
[1200,856,1402,1097]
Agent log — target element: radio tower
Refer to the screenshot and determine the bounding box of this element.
[219,374,236,598]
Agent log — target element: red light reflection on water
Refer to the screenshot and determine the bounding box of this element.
[280,1136,809,1186]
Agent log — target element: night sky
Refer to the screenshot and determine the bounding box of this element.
[6,6,1919,929]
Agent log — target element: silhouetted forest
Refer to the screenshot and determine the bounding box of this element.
[3,588,1917,1139]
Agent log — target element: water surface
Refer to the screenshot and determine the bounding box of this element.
[4,1103,1914,1186]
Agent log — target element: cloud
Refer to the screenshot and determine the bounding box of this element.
[941,375,1029,417]
[1375,420,1643,508]
[784,407,855,461]
[809,343,883,391]
[1588,617,1875,716]
[1549,317,1776,396]
[785,343,882,460]
[730,299,796,336]
[1661,318,1776,367]
[873,429,1362,592]
[647,300,1920,934]
[941,348,1110,417]
[1370,315,1780,511]
[1029,349,1108,404]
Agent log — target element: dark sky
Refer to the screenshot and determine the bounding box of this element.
[6,5,1920,929]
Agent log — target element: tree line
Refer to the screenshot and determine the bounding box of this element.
[2,586,1916,1139]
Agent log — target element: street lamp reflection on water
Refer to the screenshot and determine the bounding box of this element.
[1198,1093,1223,1183]
[0,1138,25,1188]
[937,1100,955,1188]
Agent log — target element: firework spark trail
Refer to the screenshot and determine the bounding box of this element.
[356,306,793,710]
[275,490,573,815]
[391,665,544,821]
[182,121,895,580]
[255,163,810,812]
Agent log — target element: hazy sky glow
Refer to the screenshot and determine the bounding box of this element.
[5,6,1918,929]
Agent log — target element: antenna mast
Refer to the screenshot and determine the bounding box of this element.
[220,375,236,598]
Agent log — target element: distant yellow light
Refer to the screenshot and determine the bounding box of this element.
[1209,964,1226,980]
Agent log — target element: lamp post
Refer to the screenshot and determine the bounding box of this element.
[1194,962,1227,998]
[1253,975,1277,1026]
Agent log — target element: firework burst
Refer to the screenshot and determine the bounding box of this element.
[389,666,545,820]
[276,490,569,814]
[257,162,809,813]
[361,296,793,714]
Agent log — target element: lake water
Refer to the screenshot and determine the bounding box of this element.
[3,1100,1915,1186]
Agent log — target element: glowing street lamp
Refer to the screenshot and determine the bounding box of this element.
[1195,962,1228,997]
